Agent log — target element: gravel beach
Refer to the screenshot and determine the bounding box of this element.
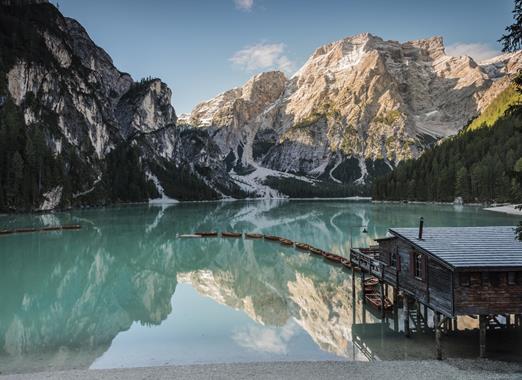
[2,360,522,380]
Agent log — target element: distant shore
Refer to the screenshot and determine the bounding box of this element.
[3,360,522,380]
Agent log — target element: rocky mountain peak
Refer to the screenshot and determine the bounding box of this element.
[406,36,446,60]
[184,32,522,194]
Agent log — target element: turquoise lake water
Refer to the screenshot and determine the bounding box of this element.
[0,200,520,374]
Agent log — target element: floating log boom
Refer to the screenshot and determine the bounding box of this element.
[0,224,81,235]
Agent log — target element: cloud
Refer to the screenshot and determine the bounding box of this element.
[234,0,254,11]
[232,322,298,354]
[230,42,294,73]
[446,42,500,62]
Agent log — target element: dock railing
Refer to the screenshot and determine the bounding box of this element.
[350,247,386,279]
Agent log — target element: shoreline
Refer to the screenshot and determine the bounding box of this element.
[3,360,522,380]
[484,204,522,216]
[2,198,522,217]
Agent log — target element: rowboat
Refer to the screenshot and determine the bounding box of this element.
[295,243,310,251]
[178,234,202,238]
[323,254,344,264]
[308,247,323,255]
[60,224,82,230]
[222,231,242,238]
[0,224,82,235]
[363,277,379,287]
[365,293,393,311]
[245,233,263,239]
[264,235,281,242]
[279,238,294,246]
[341,259,352,269]
[195,231,218,237]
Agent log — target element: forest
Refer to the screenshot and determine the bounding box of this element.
[372,108,522,203]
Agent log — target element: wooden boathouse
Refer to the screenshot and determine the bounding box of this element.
[350,220,522,359]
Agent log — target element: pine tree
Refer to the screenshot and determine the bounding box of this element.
[500,0,522,52]
[455,166,470,200]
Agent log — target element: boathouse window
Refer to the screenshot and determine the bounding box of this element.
[482,272,501,287]
[490,273,501,287]
[508,272,517,285]
[390,249,397,268]
[414,253,423,280]
[459,273,471,287]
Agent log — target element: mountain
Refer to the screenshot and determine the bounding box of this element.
[372,84,522,203]
[184,33,522,195]
[0,1,244,212]
[1,2,521,211]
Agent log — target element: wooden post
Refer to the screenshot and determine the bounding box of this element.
[506,314,512,329]
[393,287,399,332]
[453,317,458,332]
[424,304,429,332]
[361,271,366,302]
[434,312,442,360]
[351,272,356,325]
[479,315,487,358]
[380,281,385,319]
[416,302,421,332]
[403,294,410,337]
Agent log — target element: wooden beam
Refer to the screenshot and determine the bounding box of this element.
[424,304,429,332]
[351,272,356,325]
[393,286,399,332]
[479,315,487,358]
[361,271,366,302]
[380,281,385,319]
[434,312,442,360]
[416,302,421,332]
[404,294,410,337]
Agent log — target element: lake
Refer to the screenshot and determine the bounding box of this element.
[0,200,520,374]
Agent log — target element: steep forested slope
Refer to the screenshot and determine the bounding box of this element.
[372,88,522,203]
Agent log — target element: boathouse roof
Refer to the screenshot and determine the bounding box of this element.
[389,226,522,269]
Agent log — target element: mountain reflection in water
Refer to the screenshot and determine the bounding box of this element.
[0,200,520,374]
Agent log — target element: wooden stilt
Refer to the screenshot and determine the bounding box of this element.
[415,302,421,332]
[434,312,442,360]
[351,272,356,325]
[506,314,512,329]
[361,271,366,302]
[479,315,487,358]
[453,317,458,332]
[380,281,385,319]
[403,294,410,337]
[393,287,399,332]
[424,304,429,332]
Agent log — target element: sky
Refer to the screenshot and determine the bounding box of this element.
[56,0,515,114]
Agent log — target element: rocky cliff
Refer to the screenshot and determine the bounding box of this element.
[184,33,522,194]
[0,2,243,211]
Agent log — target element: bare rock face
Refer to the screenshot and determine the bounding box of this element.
[186,33,522,189]
[1,2,242,209]
[187,71,288,169]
